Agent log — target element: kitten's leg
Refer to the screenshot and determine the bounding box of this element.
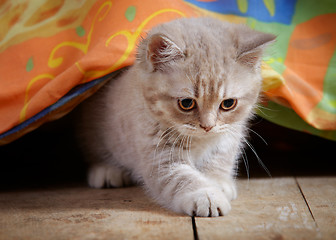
[145,164,232,217]
[88,164,133,188]
[203,167,238,201]
[210,175,237,201]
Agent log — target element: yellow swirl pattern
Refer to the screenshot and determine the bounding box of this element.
[48,1,112,68]
[20,74,55,123]
[19,1,186,123]
[76,8,186,82]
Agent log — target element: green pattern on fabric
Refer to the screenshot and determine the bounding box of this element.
[317,50,336,114]
[247,18,294,74]
[26,57,34,72]
[292,1,336,24]
[76,26,86,37]
[125,6,136,22]
[257,101,336,141]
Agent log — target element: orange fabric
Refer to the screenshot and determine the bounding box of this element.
[1,0,336,143]
[0,0,197,135]
[264,13,336,129]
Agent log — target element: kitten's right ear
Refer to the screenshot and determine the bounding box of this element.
[147,34,184,72]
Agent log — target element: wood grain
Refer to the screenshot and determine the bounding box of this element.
[195,178,320,240]
[297,177,336,240]
[0,178,334,240]
[0,186,193,240]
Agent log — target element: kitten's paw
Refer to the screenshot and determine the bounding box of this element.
[88,165,132,188]
[220,181,237,201]
[177,187,231,217]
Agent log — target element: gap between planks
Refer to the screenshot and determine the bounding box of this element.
[295,177,317,224]
[0,177,335,240]
[194,177,336,240]
[295,177,336,240]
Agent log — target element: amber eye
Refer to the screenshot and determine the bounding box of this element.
[178,98,196,111]
[220,98,237,111]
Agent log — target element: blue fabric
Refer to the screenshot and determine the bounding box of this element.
[0,72,113,142]
[184,0,297,24]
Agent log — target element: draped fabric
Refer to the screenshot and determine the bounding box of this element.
[0,0,335,144]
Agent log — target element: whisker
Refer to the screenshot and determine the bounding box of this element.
[178,135,187,162]
[183,124,197,131]
[241,148,250,180]
[255,107,272,118]
[169,132,183,162]
[224,126,250,179]
[154,126,175,159]
[153,126,176,177]
[248,129,268,145]
[225,123,271,177]
[242,137,272,178]
[187,136,193,164]
[255,103,280,118]
[255,102,275,112]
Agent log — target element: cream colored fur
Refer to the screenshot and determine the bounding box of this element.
[80,17,275,217]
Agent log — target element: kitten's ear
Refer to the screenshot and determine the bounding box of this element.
[235,26,276,68]
[147,34,184,72]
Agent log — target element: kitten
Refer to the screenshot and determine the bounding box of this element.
[79,17,275,217]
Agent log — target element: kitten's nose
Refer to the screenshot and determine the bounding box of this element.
[200,125,213,132]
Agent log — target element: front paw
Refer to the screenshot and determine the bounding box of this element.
[220,180,237,201]
[175,187,232,217]
[88,164,132,188]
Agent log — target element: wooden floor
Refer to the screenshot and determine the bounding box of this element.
[0,177,335,240]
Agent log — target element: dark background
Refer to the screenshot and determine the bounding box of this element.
[0,108,335,190]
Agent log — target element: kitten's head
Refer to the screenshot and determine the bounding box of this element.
[136,17,275,137]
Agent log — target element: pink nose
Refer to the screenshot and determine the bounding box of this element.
[200,125,213,132]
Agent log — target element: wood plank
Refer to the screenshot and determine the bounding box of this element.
[297,177,336,240]
[0,186,193,240]
[195,178,320,240]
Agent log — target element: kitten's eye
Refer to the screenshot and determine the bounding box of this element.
[220,98,237,111]
[178,98,196,111]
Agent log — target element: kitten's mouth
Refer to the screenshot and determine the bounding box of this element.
[179,124,221,136]
[181,127,219,137]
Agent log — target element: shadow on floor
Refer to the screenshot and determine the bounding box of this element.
[0,110,335,190]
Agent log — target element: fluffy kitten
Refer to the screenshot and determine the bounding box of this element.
[80,17,275,217]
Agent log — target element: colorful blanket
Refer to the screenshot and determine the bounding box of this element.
[0,0,335,144]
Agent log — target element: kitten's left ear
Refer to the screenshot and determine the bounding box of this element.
[235,26,276,68]
[147,34,184,72]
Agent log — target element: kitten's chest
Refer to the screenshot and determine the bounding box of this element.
[184,136,226,169]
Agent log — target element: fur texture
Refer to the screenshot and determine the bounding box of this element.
[79,17,275,217]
